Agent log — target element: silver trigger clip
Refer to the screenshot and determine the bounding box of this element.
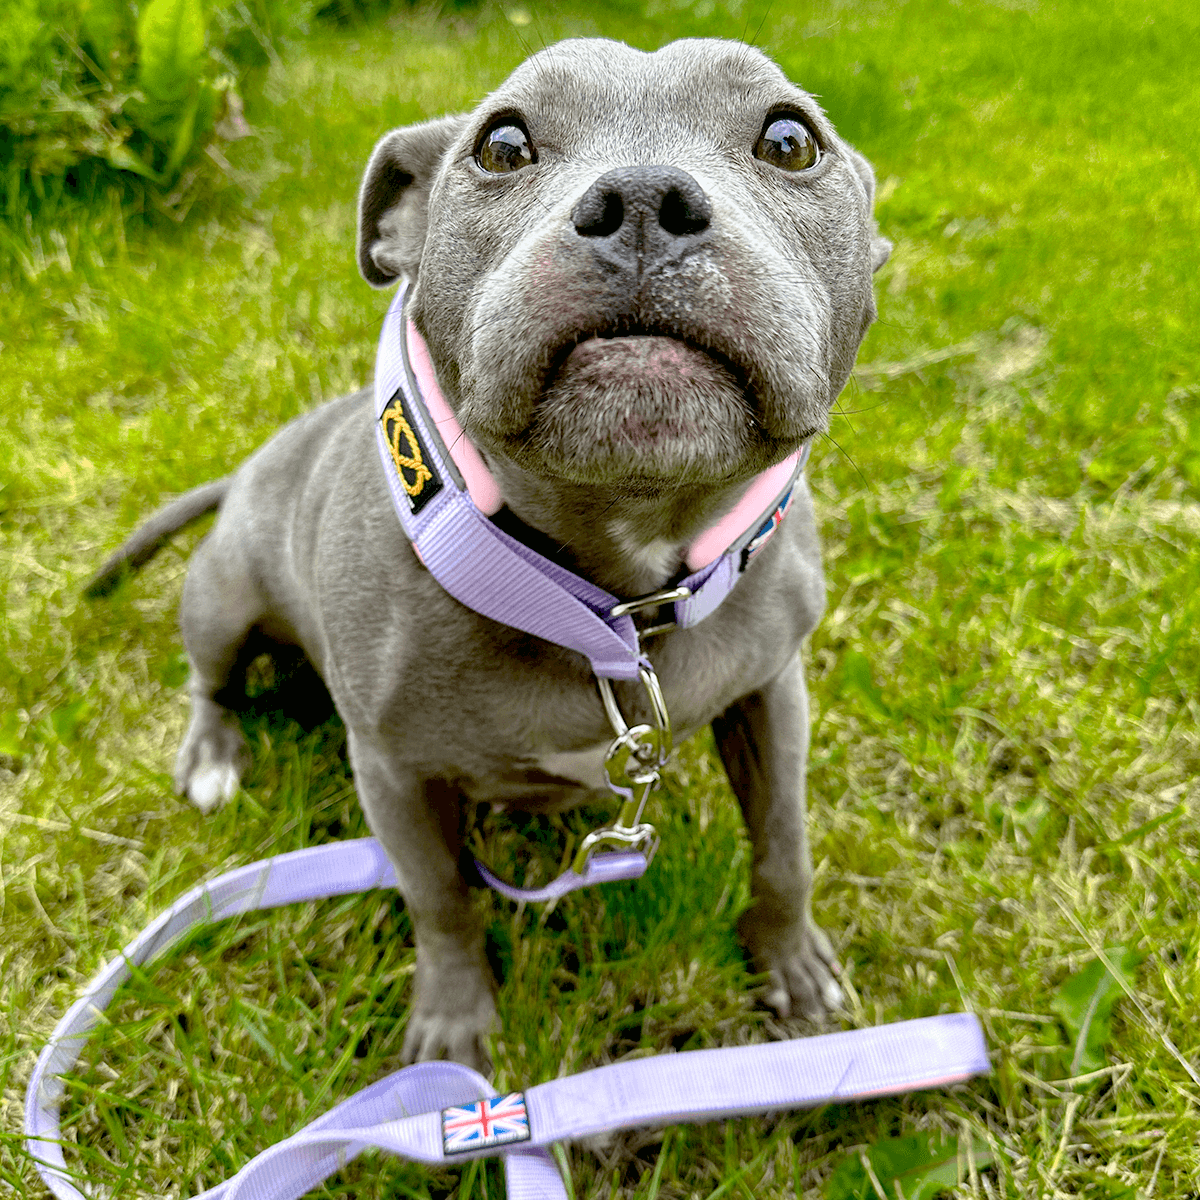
[573,667,672,873]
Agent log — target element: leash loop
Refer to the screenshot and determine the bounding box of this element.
[23,837,992,1200]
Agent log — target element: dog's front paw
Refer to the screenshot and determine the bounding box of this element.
[402,970,497,1075]
[740,911,844,1021]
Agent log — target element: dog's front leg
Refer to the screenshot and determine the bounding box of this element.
[712,655,844,1020]
[348,733,496,1073]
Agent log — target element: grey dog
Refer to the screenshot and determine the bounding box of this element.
[90,38,891,1073]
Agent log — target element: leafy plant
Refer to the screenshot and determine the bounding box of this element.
[825,1134,994,1200]
[0,0,310,213]
[131,0,215,180]
[1051,948,1140,1077]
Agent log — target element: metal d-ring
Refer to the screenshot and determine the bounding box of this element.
[609,585,691,638]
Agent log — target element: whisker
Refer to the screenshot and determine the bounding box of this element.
[816,428,869,490]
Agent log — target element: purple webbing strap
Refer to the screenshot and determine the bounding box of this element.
[197,1015,988,1200]
[25,841,396,1200]
[474,849,647,903]
[26,839,991,1200]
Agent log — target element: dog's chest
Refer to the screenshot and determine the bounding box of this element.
[534,741,610,787]
[456,740,612,810]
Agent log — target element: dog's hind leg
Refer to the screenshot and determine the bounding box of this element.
[173,536,262,812]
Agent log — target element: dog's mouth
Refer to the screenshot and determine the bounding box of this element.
[504,328,762,487]
[543,326,750,400]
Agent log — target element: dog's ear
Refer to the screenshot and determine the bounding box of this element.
[843,145,893,274]
[357,114,467,287]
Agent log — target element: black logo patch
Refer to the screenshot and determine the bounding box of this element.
[380,388,442,514]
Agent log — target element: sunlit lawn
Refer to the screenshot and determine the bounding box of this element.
[2,0,1198,1195]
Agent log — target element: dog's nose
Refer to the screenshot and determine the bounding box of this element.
[571,165,711,271]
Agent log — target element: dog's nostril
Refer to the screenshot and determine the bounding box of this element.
[658,186,710,237]
[574,190,624,238]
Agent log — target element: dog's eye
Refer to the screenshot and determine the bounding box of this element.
[477,123,536,174]
[754,116,819,172]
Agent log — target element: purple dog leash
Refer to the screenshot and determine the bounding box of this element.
[374,287,811,901]
[26,839,991,1200]
[26,295,990,1197]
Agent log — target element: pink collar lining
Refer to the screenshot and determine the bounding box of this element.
[404,318,803,572]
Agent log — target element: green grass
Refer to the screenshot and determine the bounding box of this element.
[3,0,1199,1196]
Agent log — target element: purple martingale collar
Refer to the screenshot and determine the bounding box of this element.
[373,285,811,902]
[373,284,809,682]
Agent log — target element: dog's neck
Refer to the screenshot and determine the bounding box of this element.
[482,456,753,598]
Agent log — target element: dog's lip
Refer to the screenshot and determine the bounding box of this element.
[542,327,750,396]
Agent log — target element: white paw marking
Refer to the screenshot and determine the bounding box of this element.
[822,978,845,1011]
[188,763,240,813]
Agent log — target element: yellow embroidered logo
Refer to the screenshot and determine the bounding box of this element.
[380,392,442,514]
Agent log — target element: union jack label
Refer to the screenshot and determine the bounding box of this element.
[441,1092,531,1155]
[739,488,795,571]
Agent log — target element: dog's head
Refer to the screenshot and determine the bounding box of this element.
[358,38,890,498]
